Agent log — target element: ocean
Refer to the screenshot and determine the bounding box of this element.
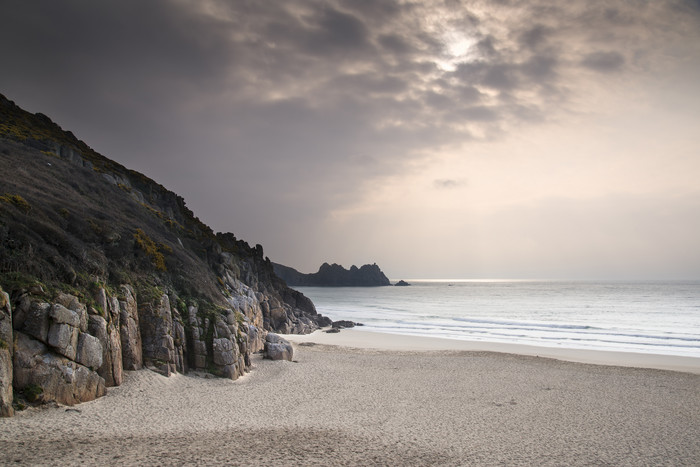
[296,281,700,358]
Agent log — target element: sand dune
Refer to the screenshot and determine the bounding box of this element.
[2,333,699,465]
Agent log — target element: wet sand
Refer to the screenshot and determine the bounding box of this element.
[285,328,700,374]
[1,331,699,465]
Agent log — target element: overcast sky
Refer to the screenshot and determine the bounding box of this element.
[2,0,700,279]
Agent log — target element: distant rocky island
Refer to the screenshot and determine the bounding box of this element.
[273,262,391,287]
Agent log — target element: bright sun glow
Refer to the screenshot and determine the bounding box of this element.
[436,32,477,71]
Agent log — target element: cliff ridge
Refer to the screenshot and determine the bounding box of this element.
[0,93,330,416]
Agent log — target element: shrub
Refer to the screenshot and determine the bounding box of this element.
[12,394,26,411]
[22,384,43,403]
[0,193,31,213]
[133,228,167,271]
[235,310,245,327]
[158,242,173,254]
[0,272,45,295]
[136,282,164,307]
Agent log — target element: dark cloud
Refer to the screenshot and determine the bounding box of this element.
[425,91,454,110]
[1,1,232,96]
[0,0,688,171]
[521,55,558,80]
[458,86,485,104]
[581,51,626,72]
[483,64,521,91]
[306,7,373,56]
[518,25,551,50]
[600,7,638,26]
[475,36,500,59]
[338,0,402,23]
[455,62,512,91]
[0,0,235,163]
[458,106,499,122]
[330,73,408,96]
[1,0,698,274]
[378,33,415,55]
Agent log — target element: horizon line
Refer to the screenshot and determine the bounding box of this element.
[390,278,700,283]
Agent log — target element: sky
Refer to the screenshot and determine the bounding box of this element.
[1,0,700,280]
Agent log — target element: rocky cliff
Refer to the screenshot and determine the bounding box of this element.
[273,262,391,287]
[0,93,330,416]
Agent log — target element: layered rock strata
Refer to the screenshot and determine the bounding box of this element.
[6,278,300,408]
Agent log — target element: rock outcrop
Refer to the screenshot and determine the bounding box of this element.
[13,331,105,406]
[118,285,142,371]
[0,93,331,415]
[332,320,360,329]
[0,288,13,416]
[264,333,294,361]
[273,262,391,287]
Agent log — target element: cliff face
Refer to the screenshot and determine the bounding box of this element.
[273,262,391,287]
[0,93,330,416]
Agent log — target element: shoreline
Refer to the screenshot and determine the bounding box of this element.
[283,328,700,375]
[2,334,700,464]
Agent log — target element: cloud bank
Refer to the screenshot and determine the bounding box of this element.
[1,0,699,278]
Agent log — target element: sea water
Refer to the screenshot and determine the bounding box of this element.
[296,281,700,357]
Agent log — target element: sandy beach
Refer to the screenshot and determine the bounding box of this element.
[2,330,699,466]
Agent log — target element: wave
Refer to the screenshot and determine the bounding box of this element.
[297,281,700,357]
[361,319,700,355]
[366,325,700,355]
[368,317,699,341]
